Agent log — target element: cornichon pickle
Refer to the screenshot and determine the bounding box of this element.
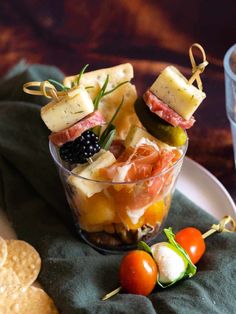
[134,97,187,147]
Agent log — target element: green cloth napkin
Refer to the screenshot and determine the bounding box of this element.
[0,62,236,314]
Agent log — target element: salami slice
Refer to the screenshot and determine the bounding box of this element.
[143,90,195,129]
[49,111,106,146]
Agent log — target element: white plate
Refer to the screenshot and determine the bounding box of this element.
[176,157,236,219]
[0,157,235,239]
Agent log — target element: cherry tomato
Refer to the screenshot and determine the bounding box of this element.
[119,250,158,296]
[175,227,206,264]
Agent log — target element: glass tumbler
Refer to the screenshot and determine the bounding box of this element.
[224,44,236,167]
[49,140,188,253]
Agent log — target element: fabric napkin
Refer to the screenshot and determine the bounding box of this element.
[0,62,236,314]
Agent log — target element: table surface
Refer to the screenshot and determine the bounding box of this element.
[0,1,236,204]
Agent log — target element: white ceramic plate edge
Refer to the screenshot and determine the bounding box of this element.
[176,157,236,219]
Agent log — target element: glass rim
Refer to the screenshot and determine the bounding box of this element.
[49,138,188,185]
[224,44,236,81]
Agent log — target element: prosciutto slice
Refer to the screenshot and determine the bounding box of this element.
[49,111,106,146]
[143,90,195,129]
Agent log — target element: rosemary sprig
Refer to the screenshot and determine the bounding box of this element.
[93,76,128,110]
[99,96,124,150]
[100,126,116,150]
[93,75,109,110]
[74,64,89,86]
[47,79,70,91]
[103,80,129,96]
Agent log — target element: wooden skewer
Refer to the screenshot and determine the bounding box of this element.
[188,43,208,90]
[202,215,236,239]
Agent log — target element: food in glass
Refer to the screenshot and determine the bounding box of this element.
[50,133,187,251]
[23,44,208,252]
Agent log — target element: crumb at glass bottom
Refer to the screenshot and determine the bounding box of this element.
[50,140,187,253]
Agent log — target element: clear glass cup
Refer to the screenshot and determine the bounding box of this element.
[224,44,236,167]
[49,140,188,253]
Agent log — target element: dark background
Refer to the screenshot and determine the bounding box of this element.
[0,0,236,201]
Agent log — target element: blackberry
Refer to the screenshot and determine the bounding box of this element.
[59,130,101,164]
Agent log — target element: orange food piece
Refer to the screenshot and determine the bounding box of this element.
[79,192,120,226]
[98,145,182,222]
[118,207,145,230]
[144,199,166,226]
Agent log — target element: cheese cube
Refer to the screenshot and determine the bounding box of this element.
[41,86,94,132]
[125,125,171,149]
[68,150,116,198]
[150,66,206,120]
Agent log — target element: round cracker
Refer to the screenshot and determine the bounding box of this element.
[14,286,58,314]
[0,237,7,267]
[4,240,41,288]
[0,267,23,313]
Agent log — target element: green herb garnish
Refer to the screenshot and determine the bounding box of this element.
[103,80,129,97]
[93,75,109,110]
[47,79,70,91]
[138,241,152,255]
[74,64,89,86]
[99,97,124,150]
[138,228,197,289]
[164,228,197,278]
[156,228,197,288]
[93,76,128,110]
[101,127,116,150]
[92,75,128,147]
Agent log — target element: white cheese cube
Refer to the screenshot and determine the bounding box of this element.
[150,66,206,120]
[68,150,116,198]
[41,86,94,132]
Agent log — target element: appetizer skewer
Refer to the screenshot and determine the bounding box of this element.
[102,216,236,300]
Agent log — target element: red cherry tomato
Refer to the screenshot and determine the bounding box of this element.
[175,227,206,264]
[119,250,158,296]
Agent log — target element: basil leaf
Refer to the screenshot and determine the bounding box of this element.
[164,228,197,279]
[138,241,152,255]
[157,268,186,288]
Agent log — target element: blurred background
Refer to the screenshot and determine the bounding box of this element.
[0,0,236,197]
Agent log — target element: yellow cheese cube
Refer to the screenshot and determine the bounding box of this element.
[125,125,171,149]
[150,66,206,120]
[68,150,116,198]
[41,86,94,132]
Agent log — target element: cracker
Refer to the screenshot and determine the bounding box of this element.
[63,63,134,93]
[99,82,140,139]
[13,286,58,314]
[0,237,7,267]
[63,63,140,139]
[0,267,23,313]
[4,240,41,288]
